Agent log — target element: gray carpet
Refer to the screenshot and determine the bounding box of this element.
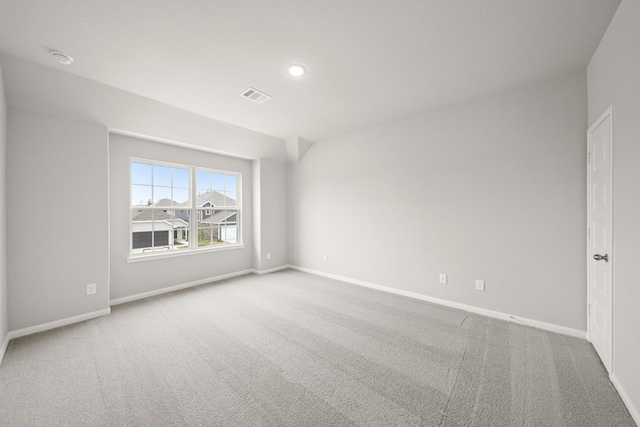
[0,269,635,426]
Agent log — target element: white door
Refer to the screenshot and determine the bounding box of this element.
[587,107,613,373]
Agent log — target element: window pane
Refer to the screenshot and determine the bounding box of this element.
[219,210,238,243]
[224,192,237,207]
[132,231,152,253]
[196,189,212,206]
[173,188,189,206]
[173,167,189,188]
[153,230,170,250]
[153,165,172,186]
[220,224,238,243]
[153,186,172,204]
[198,227,213,247]
[198,208,222,246]
[131,210,179,253]
[212,173,225,191]
[131,161,240,256]
[132,163,152,185]
[196,171,210,190]
[131,209,153,223]
[225,175,237,193]
[132,185,152,207]
[216,191,223,203]
[174,210,190,248]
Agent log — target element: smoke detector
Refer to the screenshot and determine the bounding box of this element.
[240,88,271,104]
[50,50,74,65]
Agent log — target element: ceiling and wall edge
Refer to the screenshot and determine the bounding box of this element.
[0,53,288,163]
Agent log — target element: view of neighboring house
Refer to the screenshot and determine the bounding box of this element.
[131,191,237,252]
[131,197,189,251]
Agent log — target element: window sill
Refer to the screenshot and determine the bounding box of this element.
[127,243,245,263]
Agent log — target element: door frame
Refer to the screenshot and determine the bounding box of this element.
[586,105,614,374]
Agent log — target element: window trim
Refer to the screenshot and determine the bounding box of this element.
[128,157,242,261]
[127,242,245,263]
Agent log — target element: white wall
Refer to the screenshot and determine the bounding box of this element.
[7,108,110,331]
[252,158,288,272]
[587,0,640,421]
[0,53,286,163]
[109,134,254,301]
[0,61,8,359]
[0,53,289,329]
[289,71,587,331]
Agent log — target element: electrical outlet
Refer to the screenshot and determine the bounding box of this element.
[439,274,448,284]
[475,280,485,292]
[266,252,271,260]
[323,254,328,262]
[86,283,97,295]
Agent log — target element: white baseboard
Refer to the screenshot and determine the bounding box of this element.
[252,265,290,275]
[611,373,640,426]
[0,332,9,366]
[7,308,112,342]
[2,267,286,356]
[1,264,587,366]
[109,269,254,306]
[288,265,586,339]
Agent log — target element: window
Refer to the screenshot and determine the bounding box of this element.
[130,159,241,257]
[196,169,239,247]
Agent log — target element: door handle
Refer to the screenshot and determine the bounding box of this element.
[593,254,609,262]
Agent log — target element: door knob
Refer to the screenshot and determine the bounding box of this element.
[593,254,609,262]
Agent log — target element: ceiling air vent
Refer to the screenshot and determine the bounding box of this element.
[240,87,271,104]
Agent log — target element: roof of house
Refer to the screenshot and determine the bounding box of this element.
[200,210,237,225]
[195,191,236,207]
[131,209,173,222]
[132,192,235,223]
[131,207,189,227]
[134,192,235,211]
[154,198,173,207]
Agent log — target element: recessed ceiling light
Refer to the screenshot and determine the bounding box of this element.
[286,64,306,77]
[50,50,74,65]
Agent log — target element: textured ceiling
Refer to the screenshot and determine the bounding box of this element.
[0,0,621,141]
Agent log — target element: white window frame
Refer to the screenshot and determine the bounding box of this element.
[128,158,243,262]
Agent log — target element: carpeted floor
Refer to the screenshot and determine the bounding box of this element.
[0,269,635,426]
